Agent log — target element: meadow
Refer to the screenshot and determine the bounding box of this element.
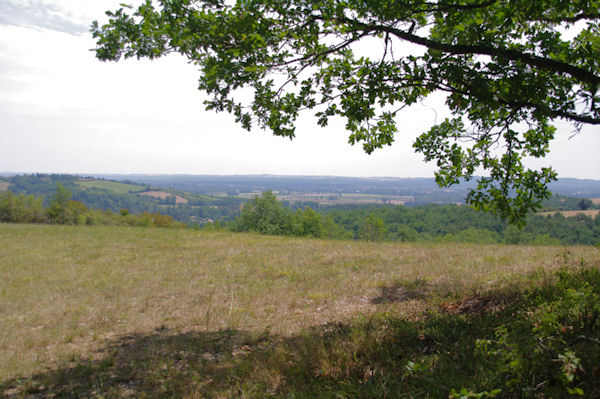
[75,180,146,194]
[1,224,599,397]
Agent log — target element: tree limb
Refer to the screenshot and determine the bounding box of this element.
[331,16,600,86]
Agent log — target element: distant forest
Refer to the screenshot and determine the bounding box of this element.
[229,192,600,246]
[1,174,599,246]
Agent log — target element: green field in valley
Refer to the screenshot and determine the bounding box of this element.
[75,180,146,194]
[1,224,599,397]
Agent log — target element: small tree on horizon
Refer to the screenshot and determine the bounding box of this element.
[234,191,292,235]
[47,183,73,224]
[361,212,387,242]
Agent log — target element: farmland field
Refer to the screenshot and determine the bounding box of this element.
[138,190,189,204]
[1,224,599,397]
[538,209,600,218]
[238,191,416,206]
[75,180,145,194]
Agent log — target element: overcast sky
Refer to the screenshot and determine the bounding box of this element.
[0,0,598,179]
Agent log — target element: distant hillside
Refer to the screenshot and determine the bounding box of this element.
[75,179,145,194]
[548,178,600,198]
[92,174,600,203]
[0,180,11,191]
[3,173,599,226]
[3,173,600,246]
[0,174,243,223]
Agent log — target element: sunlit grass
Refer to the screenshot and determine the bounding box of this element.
[1,224,599,396]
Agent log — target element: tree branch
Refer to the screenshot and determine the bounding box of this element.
[423,0,499,12]
[571,335,600,346]
[332,17,600,86]
[538,12,600,23]
[425,77,600,125]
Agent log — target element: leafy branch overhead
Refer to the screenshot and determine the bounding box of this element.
[92,0,600,225]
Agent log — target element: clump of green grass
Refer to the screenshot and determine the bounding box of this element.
[1,224,599,397]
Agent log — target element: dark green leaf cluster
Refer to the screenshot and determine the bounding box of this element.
[0,191,45,224]
[92,0,600,224]
[471,266,600,396]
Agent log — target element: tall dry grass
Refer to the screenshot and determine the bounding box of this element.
[1,223,598,380]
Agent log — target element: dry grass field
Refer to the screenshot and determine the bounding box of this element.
[538,209,600,217]
[1,224,599,397]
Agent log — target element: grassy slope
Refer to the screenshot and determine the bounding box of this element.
[1,224,599,397]
[75,180,145,194]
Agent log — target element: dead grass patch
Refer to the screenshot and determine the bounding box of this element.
[138,190,188,204]
[538,209,600,217]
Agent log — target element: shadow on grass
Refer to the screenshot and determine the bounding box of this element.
[2,267,600,398]
[371,278,430,304]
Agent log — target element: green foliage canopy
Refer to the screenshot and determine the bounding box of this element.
[47,183,74,224]
[0,191,45,224]
[232,191,344,237]
[234,190,292,234]
[360,212,387,241]
[92,0,600,224]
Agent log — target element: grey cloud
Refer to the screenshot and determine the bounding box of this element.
[0,1,89,35]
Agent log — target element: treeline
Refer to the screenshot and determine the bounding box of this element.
[541,195,598,212]
[3,183,599,246]
[0,186,179,228]
[228,191,345,238]
[6,174,162,213]
[220,192,600,246]
[322,204,600,246]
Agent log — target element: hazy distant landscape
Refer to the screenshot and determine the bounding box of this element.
[84,173,600,200]
[2,173,600,246]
